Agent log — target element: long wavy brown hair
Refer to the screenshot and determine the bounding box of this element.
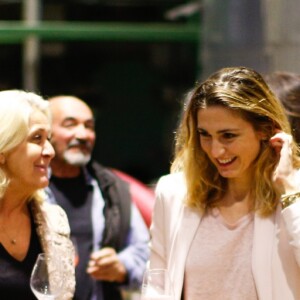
[172,67,300,216]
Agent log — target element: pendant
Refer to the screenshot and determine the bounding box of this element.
[11,239,16,245]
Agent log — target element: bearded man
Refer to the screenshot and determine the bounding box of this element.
[47,96,149,300]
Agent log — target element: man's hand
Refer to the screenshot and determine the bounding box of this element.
[86,247,127,283]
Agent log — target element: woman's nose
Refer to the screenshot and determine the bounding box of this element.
[211,139,225,158]
[43,140,55,158]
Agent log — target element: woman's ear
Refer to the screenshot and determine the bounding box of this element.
[0,153,5,164]
[257,131,268,141]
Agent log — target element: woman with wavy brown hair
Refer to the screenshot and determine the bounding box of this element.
[148,67,300,300]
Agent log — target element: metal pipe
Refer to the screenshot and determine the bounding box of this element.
[22,0,41,92]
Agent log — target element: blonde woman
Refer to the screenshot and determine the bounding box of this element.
[149,67,300,300]
[0,90,75,299]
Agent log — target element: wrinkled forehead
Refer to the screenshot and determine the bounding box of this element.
[50,98,94,122]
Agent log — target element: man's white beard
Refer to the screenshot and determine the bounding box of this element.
[63,151,91,167]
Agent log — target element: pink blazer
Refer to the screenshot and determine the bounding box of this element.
[149,173,300,300]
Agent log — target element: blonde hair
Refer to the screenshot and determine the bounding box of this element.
[0,90,50,201]
[172,67,300,216]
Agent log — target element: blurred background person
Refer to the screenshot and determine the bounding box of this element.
[47,95,149,300]
[0,90,75,299]
[265,71,300,144]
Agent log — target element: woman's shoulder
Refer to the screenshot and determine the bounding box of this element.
[156,172,185,188]
[33,200,71,235]
[155,172,186,200]
[41,201,68,219]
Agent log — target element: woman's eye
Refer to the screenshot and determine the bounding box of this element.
[223,133,236,139]
[198,130,210,138]
[32,134,42,142]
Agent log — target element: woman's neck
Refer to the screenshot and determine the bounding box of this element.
[217,179,254,223]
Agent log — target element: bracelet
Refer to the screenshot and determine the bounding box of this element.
[280,192,300,209]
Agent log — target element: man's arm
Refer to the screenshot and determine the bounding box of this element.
[87,203,150,288]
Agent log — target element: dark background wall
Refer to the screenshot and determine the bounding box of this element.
[0,0,199,184]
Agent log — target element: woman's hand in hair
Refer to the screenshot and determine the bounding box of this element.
[270,131,299,194]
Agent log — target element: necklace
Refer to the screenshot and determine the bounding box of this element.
[1,224,18,245]
[0,205,30,246]
[0,214,26,246]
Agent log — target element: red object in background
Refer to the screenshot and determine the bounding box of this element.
[111,169,155,228]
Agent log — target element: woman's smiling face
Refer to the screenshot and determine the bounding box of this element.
[4,110,55,194]
[197,105,264,181]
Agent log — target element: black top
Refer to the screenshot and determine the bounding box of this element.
[0,209,42,299]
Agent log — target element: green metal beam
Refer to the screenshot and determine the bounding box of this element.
[0,21,199,43]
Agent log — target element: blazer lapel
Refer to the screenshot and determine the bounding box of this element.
[168,206,201,300]
[252,212,276,300]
